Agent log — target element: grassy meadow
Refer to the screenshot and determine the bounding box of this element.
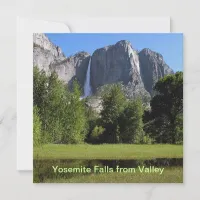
[34,144,183,160]
[33,144,183,183]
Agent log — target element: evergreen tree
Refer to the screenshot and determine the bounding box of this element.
[100,84,126,143]
[119,99,144,143]
[144,72,183,144]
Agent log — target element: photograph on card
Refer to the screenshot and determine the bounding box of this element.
[33,33,183,183]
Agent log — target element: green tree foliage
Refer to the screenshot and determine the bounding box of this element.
[90,126,105,143]
[33,106,42,147]
[33,67,87,144]
[100,84,126,143]
[33,65,182,145]
[33,67,49,138]
[119,99,144,143]
[62,80,87,144]
[33,67,48,109]
[84,102,99,142]
[45,71,68,143]
[144,72,183,144]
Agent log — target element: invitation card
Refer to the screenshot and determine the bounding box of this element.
[33,33,183,183]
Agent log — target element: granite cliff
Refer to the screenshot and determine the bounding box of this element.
[90,40,142,92]
[33,33,66,72]
[33,34,174,100]
[139,48,174,95]
[33,33,90,87]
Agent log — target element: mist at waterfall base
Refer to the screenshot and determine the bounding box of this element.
[80,58,92,99]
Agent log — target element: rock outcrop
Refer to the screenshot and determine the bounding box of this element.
[90,40,143,92]
[33,35,174,100]
[49,52,90,86]
[33,34,90,88]
[33,33,66,72]
[90,41,173,98]
[90,40,151,101]
[139,48,174,95]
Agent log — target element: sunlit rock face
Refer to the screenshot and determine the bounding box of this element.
[33,33,66,72]
[90,40,142,93]
[89,40,151,102]
[33,35,174,102]
[33,34,90,89]
[139,48,174,95]
[49,51,90,87]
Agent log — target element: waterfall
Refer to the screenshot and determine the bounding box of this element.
[83,57,92,97]
[134,55,140,74]
[128,46,140,74]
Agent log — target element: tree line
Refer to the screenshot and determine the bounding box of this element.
[33,66,183,146]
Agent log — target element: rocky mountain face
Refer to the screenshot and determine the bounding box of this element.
[33,34,174,101]
[90,40,151,101]
[90,40,142,92]
[139,48,174,95]
[33,34,90,86]
[49,51,90,87]
[33,33,66,72]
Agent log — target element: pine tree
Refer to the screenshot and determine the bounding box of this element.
[100,84,126,143]
[119,99,144,143]
[144,71,183,144]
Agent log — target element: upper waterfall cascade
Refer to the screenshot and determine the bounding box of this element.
[83,57,92,97]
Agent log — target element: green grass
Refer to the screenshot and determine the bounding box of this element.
[34,144,183,160]
[44,167,183,183]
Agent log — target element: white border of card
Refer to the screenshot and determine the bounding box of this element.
[16,17,170,171]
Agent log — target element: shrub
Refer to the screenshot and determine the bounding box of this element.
[33,106,42,147]
[90,126,105,143]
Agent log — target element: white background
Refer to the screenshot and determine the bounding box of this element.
[1,0,200,199]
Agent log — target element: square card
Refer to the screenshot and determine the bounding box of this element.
[33,33,183,183]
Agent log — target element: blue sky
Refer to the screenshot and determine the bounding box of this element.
[46,33,183,72]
